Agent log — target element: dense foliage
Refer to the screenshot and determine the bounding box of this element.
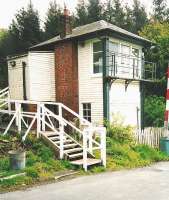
[144,96,165,127]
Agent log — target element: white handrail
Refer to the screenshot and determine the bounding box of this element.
[0,87,9,94]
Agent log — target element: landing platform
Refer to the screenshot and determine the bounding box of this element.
[70,158,102,166]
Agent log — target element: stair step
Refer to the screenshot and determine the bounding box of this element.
[70,158,101,166]
[63,143,78,148]
[64,147,83,154]
[69,152,83,159]
[41,131,59,137]
[55,139,73,145]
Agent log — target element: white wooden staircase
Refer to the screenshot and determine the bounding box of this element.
[0,88,106,171]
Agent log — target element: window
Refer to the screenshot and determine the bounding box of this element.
[93,41,103,74]
[83,103,91,122]
[109,42,118,71]
[121,44,130,65]
[132,48,139,76]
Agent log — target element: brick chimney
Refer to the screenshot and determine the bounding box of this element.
[60,5,72,38]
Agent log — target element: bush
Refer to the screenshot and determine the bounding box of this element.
[144,95,165,127]
[105,120,134,144]
[25,167,39,178]
[0,157,9,171]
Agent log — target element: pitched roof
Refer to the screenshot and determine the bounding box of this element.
[30,20,151,49]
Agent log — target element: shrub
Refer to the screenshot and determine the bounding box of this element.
[0,157,9,171]
[105,120,134,144]
[144,95,165,127]
[25,167,39,178]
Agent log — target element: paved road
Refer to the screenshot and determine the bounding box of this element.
[1,162,169,200]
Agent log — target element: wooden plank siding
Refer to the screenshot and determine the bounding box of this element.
[78,39,104,124]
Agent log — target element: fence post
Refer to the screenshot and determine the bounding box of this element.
[100,127,106,167]
[83,129,88,171]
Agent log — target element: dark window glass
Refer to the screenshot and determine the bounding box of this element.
[82,103,91,122]
[93,41,103,74]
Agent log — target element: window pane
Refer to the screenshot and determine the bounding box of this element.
[94,64,102,73]
[82,103,91,122]
[109,42,118,53]
[132,48,139,57]
[93,41,102,52]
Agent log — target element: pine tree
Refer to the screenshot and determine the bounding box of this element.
[44,0,62,39]
[9,1,42,54]
[75,0,88,26]
[131,0,148,33]
[153,0,166,21]
[87,0,103,23]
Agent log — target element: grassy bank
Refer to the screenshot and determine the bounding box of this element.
[0,134,75,192]
[0,124,169,192]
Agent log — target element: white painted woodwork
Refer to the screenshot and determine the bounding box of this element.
[78,37,143,126]
[8,55,28,100]
[110,80,141,127]
[78,39,104,125]
[28,52,55,101]
[8,51,55,101]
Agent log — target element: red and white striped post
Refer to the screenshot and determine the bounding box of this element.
[164,65,169,130]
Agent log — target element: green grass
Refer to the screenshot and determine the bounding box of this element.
[0,125,169,192]
[0,134,75,192]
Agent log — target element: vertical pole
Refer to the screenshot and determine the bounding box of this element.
[59,104,64,159]
[102,37,110,121]
[37,103,41,138]
[15,102,19,127]
[88,128,93,154]
[18,103,21,133]
[7,91,11,115]
[164,64,169,136]
[59,121,64,159]
[41,104,45,132]
[83,130,88,171]
[100,127,106,167]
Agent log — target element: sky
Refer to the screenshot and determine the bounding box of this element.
[0,0,168,29]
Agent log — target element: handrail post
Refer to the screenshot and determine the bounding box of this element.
[59,121,64,159]
[88,128,93,154]
[18,103,21,133]
[41,104,45,131]
[83,129,88,171]
[37,103,41,138]
[100,127,106,167]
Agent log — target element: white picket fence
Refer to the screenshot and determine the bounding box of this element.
[134,127,168,148]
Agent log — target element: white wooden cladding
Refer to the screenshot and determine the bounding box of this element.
[8,56,28,100]
[8,52,55,101]
[134,127,167,148]
[28,52,55,101]
[78,39,104,125]
[110,80,141,127]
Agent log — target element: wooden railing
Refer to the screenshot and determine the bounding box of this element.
[0,94,106,171]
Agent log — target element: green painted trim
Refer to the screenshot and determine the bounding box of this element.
[102,37,110,121]
[140,82,145,129]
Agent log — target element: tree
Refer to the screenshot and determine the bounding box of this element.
[9,1,42,54]
[87,0,103,23]
[0,29,9,87]
[44,0,62,39]
[103,0,125,28]
[144,95,165,127]
[140,22,169,96]
[153,0,167,21]
[131,0,148,33]
[75,0,88,26]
